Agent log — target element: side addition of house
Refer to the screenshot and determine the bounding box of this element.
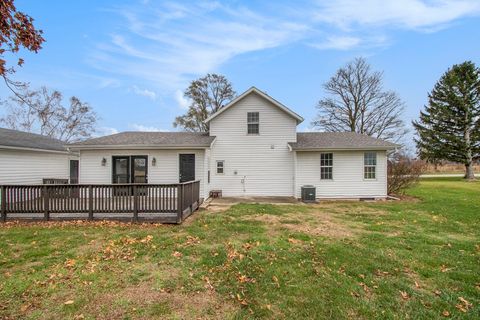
[68,87,397,200]
[0,128,79,185]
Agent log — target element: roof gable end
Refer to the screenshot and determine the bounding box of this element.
[205,87,304,124]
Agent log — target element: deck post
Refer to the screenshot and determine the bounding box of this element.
[133,185,139,222]
[1,186,6,222]
[190,182,194,212]
[176,183,183,224]
[88,185,93,220]
[43,185,50,221]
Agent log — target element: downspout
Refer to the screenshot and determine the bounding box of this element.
[290,144,297,198]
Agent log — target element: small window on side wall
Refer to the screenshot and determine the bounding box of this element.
[320,153,333,180]
[247,112,259,134]
[216,160,225,174]
[364,152,377,179]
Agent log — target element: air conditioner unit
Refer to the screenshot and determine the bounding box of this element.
[301,185,316,203]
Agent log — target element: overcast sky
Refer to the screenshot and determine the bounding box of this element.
[2,0,480,146]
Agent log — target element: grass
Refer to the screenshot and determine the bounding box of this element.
[0,178,478,319]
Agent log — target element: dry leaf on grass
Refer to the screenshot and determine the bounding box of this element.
[288,238,302,244]
[455,297,472,313]
[399,290,410,300]
[358,282,370,293]
[440,265,451,272]
[272,276,280,288]
[236,294,248,306]
[64,300,74,305]
[172,251,183,258]
[442,310,450,317]
[64,259,76,268]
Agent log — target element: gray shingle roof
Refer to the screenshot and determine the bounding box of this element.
[289,132,398,150]
[68,131,215,148]
[0,127,67,152]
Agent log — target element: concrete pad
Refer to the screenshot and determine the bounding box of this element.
[205,196,301,212]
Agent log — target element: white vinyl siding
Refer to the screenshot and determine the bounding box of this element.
[295,150,388,199]
[78,149,207,198]
[209,91,297,196]
[0,149,71,185]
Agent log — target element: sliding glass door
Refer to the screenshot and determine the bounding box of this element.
[112,156,148,196]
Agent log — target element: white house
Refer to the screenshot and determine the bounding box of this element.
[68,87,397,200]
[0,128,78,185]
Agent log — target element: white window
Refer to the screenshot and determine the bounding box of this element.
[320,153,333,180]
[247,112,259,134]
[216,160,224,174]
[364,152,377,179]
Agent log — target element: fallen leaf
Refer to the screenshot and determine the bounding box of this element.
[172,251,183,258]
[20,303,30,312]
[64,300,74,305]
[64,259,76,268]
[359,282,370,293]
[288,238,302,244]
[455,297,472,312]
[442,310,450,317]
[440,265,451,273]
[399,290,410,300]
[272,276,280,288]
[415,281,421,289]
[140,235,153,243]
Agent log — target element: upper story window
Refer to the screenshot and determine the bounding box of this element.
[247,112,259,134]
[320,153,333,180]
[216,160,224,174]
[364,152,377,179]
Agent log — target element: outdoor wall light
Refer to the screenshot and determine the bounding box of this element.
[101,158,107,166]
[152,157,157,166]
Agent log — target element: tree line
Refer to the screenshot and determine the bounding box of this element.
[1,0,478,179]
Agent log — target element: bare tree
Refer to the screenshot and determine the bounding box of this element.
[312,57,407,142]
[174,73,236,132]
[0,85,98,142]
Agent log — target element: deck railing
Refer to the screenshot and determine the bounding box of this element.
[0,180,201,224]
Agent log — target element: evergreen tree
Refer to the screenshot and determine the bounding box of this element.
[413,61,480,180]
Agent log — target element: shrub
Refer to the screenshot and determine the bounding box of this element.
[388,153,425,195]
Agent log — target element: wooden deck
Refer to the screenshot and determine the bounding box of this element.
[1,181,201,224]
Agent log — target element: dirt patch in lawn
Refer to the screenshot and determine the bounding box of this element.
[246,209,357,239]
[84,282,237,319]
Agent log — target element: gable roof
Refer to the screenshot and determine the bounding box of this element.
[68,131,215,150]
[0,127,68,153]
[205,86,304,124]
[289,132,398,150]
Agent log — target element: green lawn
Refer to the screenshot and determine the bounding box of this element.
[0,178,478,319]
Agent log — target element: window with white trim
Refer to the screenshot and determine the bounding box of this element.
[216,160,224,174]
[247,112,259,134]
[320,153,333,180]
[364,152,377,179]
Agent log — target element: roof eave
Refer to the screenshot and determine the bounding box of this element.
[0,145,70,154]
[290,146,398,151]
[67,144,213,151]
